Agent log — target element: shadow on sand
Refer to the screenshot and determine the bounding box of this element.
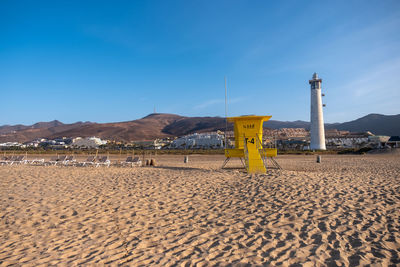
[152,166,209,172]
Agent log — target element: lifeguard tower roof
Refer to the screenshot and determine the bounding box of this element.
[227,115,272,122]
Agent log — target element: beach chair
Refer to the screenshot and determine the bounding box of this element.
[95,156,110,167]
[121,156,141,167]
[131,157,142,166]
[63,155,76,166]
[0,156,10,165]
[121,156,133,166]
[28,158,45,165]
[0,156,13,165]
[56,155,67,166]
[5,156,15,165]
[48,155,59,166]
[79,156,96,167]
[46,155,67,166]
[10,155,27,165]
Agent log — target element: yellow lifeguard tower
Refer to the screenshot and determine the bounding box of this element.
[222,115,280,173]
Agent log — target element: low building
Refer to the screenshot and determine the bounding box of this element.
[170,132,224,149]
[326,137,369,149]
[277,139,309,150]
[132,140,166,149]
[0,142,25,148]
[368,135,390,148]
[71,137,107,149]
[387,136,400,148]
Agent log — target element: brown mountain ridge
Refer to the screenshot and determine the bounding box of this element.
[0,113,399,143]
[0,114,227,143]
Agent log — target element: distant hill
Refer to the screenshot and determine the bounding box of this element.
[0,120,93,143]
[162,116,229,136]
[265,114,400,136]
[264,120,310,129]
[326,114,400,136]
[45,113,183,142]
[0,114,184,143]
[0,113,399,143]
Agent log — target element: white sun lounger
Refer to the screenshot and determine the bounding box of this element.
[0,156,12,165]
[48,156,59,166]
[95,156,110,167]
[46,155,67,166]
[28,158,45,165]
[79,156,96,166]
[63,155,76,166]
[9,155,27,165]
[56,155,67,165]
[121,156,142,167]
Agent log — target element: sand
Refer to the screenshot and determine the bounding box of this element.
[0,154,399,266]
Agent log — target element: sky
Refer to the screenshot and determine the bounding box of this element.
[1,0,399,125]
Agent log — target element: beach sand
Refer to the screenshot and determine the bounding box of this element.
[0,154,399,266]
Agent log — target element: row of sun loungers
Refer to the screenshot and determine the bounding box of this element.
[48,155,76,166]
[78,156,111,167]
[0,155,27,165]
[0,155,142,167]
[121,156,142,167]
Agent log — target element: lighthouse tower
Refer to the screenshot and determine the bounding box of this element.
[309,73,326,150]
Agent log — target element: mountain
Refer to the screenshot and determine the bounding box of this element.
[326,114,400,136]
[264,114,400,136]
[31,120,64,129]
[264,120,310,129]
[162,116,229,136]
[0,113,399,143]
[0,114,183,143]
[0,120,94,143]
[0,120,69,135]
[45,113,184,142]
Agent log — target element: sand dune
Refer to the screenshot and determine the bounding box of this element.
[0,154,399,265]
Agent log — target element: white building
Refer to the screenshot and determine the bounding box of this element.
[170,133,224,149]
[71,137,107,149]
[0,142,25,148]
[368,136,391,148]
[387,136,400,148]
[326,137,369,148]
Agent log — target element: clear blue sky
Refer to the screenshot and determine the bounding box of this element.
[1,0,399,125]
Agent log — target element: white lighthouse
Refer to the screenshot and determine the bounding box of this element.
[309,73,326,150]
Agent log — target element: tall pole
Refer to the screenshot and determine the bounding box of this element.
[224,77,228,149]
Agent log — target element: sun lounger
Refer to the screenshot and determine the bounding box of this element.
[121,156,142,167]
[95,156,110,167]
[5,156,18,164]
[121,156,133,166]
[0,156,13,165]
[48,156,59,165]
[0,155,44,165]
[0,156,10,165]
[28,158,45,165]
[56,155,67,165]
[9,155,27,165]
[9,156,20,165]
[63,155,76,166]
[131,156,142,166]
[79,156,96,166]
[45,155,67,166]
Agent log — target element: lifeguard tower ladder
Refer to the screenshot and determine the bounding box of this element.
[222,115,281,173]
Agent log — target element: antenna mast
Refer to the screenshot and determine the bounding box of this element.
[224,76,228,149]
